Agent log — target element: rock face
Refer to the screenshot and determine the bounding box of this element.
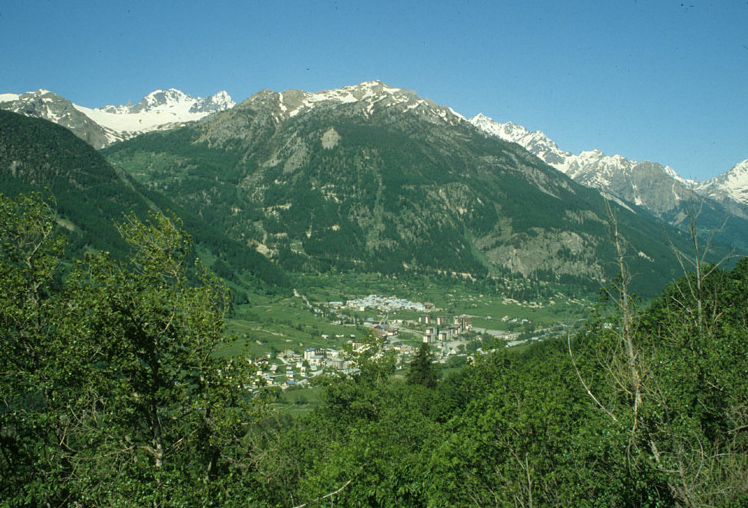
[104,81,693,296]
[0,88,235,148]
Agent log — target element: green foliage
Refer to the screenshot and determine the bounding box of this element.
[2,193,747,507]
[573,258,748,507]
[0,195,262,507]
[0,193,69,506]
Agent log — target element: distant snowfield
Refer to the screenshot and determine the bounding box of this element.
[0,93,20,103]
[74,103,213,133]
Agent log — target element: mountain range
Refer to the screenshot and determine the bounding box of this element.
[467,114,748,252]
[1,81,745,297]
[3,84,746,222]
[469,113,748,212]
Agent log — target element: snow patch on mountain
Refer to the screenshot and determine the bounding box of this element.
[0,93,20,103]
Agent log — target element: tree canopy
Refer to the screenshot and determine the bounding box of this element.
[0,194,259,507]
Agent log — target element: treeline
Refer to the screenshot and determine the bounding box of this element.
[1,192,747,507]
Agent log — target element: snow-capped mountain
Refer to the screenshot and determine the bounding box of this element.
[97,89,234,115]
[696,160,748,207]
[470,114,573,168]
[75,88,235,146]
[0,88,235,148]
[468,113,748,219]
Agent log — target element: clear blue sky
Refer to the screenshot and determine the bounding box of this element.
[1,0,746,181]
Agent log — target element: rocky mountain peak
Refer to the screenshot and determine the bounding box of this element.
[192,90,234,113]
[130,88,191,113]
[696,159,748,205]
[0,89,111,148]
[468,113,727,222]
[99,88,235,115]
[3,89,71,115]
[240,81,465,125]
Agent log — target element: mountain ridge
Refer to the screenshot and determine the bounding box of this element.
[469,112,747,208]
[4,83,745,210]
[0,109,287,289]
[0,88,235,149]
[469,113,748,249]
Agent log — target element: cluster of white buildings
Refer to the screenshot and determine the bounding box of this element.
[252,344,363,388]
[340,295,433,313]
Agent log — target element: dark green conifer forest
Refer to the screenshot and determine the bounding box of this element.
[1,192,747,507]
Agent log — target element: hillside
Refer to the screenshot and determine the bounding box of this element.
[104,81,702,297]
[0,109,287,288]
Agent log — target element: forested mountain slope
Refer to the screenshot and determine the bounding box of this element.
[0,109,287,287]
[104,82,704,297]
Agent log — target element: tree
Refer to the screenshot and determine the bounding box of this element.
[570,201,748,506]
[406,341,438,389]
[635,262,748,506]
[0,193,71,506]
[426,344,650,507]
[58,211,260,506]
[0,197,261,506]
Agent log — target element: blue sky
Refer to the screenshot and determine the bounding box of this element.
[1,0,746,181]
